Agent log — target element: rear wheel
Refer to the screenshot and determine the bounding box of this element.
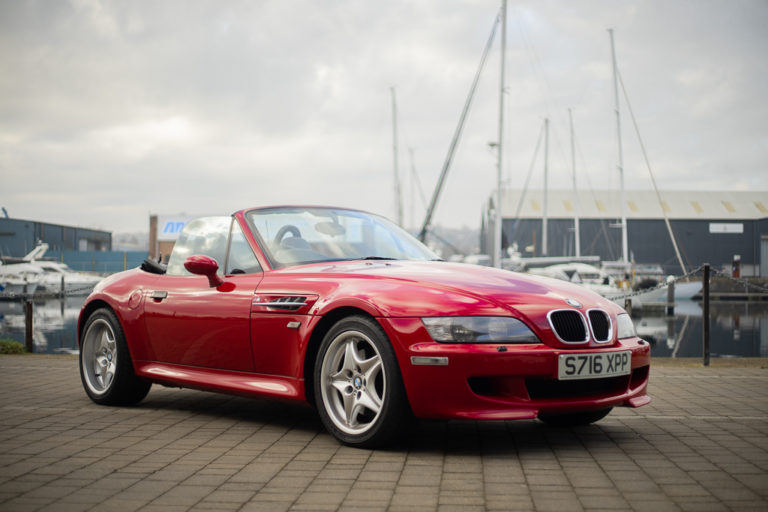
[538,407,613,426]
[314,316,409,448]
[79,308,150,405]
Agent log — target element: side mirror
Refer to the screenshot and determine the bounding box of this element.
[184,255,224,288]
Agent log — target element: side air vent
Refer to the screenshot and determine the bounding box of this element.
[587,309,612,343]
[547,310,589,343]
[269,296,306,311]
[255,296,307,311]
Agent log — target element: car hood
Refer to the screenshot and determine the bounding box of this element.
[274,260,621,318]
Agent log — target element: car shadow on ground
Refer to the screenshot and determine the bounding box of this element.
[136,385,624,455]
[138,386,323,429]
[400,418,628,455]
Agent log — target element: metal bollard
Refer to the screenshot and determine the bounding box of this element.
[24,300,33,353]
[666,280,675,316]
[702,263,710,366]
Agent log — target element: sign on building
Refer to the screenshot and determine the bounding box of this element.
[157,216,193,241]
[709,223,744,234]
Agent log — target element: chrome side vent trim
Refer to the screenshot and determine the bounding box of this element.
[254,296,307,311]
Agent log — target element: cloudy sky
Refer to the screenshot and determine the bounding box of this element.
[1,0,766,234]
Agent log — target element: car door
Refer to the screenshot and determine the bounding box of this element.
[143,217,262,372]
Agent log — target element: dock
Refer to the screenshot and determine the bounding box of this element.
[691,276,768,301]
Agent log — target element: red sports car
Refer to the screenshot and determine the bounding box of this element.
[78,206,650,447]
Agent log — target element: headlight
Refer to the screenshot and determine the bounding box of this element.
[616,313,636,339]
[421,317,541,344]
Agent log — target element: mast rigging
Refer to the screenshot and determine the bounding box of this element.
[419,10,501,242]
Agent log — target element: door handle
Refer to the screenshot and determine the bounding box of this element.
[150,290,168,301]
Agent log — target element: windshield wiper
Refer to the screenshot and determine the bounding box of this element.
[361,256,397,261]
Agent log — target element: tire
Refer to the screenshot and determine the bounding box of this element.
[314,315,409,448]
[79,308,151,405]
[538,407,613,427]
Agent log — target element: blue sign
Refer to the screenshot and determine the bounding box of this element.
[157,216,192,241]
[162,221,186,234]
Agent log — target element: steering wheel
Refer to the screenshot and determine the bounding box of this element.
[274,224,302,245]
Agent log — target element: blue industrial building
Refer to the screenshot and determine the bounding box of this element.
[483,190,768,277]
[0,217,111,258]
[0,217,150,273]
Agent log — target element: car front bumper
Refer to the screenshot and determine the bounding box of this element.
[381,318,651,420]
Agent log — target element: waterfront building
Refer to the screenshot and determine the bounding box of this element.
[482,190,768,276]
[0,217,111,258]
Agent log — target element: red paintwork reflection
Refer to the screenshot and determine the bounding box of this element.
[137,362,301,400]
[142,274,261,371]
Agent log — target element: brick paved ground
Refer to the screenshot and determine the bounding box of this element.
[0,355,766,512]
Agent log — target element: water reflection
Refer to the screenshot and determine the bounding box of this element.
[1,297,766,357]
[0,297,84,354]
[633,301,768,357]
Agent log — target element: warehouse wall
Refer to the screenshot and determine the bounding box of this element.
[0,218,112,258]
[501,217,768,276]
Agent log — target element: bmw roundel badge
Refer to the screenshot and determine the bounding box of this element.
[565,298,582,308]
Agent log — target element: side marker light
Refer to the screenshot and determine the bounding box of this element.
[410,356,449,366]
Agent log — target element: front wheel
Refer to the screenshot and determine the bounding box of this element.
[79,308,151,405]
[314,316,409,448]
[538,407,613,426]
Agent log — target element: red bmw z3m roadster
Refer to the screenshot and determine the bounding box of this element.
[78,206,650,447]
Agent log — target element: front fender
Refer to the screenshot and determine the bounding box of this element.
[77,269,156,361]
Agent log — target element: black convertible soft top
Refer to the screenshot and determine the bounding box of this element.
[140,258,167,275]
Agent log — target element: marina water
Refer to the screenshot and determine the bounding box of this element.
[1,297,766,357]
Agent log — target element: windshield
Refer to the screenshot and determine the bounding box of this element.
[246,207,438,268]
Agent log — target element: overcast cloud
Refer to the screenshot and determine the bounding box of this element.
[1,0,766,233]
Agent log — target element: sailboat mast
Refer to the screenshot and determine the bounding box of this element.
[418,14,500,242]
[408,147,416,230]
[493,0,507,268]
[609,29,628,263]
[542,117,549,256]
[569,108,581,257]
[390,87,404,226]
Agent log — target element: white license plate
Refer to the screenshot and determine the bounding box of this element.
[558,351,631,381]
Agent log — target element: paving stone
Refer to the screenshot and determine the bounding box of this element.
[577,493,630,509]
[199,489,254,504]
[1,357,767,511]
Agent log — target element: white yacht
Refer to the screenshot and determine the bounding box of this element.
[0,271,39,295]
[528,262,626,299]
[31,259,103,294]
[0,243,103,295]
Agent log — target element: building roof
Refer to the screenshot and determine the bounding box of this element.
[499,189,768,221]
